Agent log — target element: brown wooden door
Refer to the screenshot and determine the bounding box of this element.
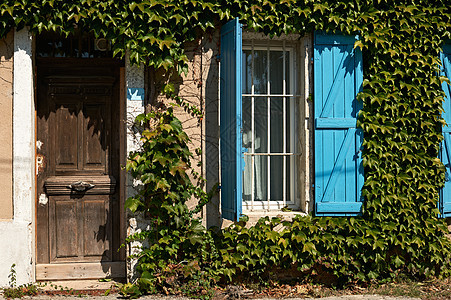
[36,59,124,280]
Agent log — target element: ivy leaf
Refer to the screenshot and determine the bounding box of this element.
[302,242,316,253]
[125,197,142,213]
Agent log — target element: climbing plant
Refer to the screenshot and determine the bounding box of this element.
[2,0,451,297]
[123,107,221,298]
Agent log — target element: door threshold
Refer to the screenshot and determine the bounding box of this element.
[36,261,126,281]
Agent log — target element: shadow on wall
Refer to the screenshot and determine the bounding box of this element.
[150,30,222,228]
[203,30,221,229]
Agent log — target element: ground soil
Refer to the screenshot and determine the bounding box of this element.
[2,278,451,300]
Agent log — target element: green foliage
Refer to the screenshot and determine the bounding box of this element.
[2,264,38,299]
[4,0,451,297]
[2,284,38,299]
[218,214,451,286]
[0,0,221,71]
[122,107,220,298]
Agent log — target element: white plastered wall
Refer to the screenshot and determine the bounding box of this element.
[0,28,35,286]
[124,54,146,282]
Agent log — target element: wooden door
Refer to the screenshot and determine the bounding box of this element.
[36,59,125,280]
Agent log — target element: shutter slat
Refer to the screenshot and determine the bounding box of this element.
[320,45,354,118]
[322,128,355,203]
[316,202,363,213]
[220,18,243,221]
[316,118,356,129]
[314,32,364,216]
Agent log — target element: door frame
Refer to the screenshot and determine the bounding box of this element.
[34,57,127,280]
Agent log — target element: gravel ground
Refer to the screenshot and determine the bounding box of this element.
[1,294,421,300]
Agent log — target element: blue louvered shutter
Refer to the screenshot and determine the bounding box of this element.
[314,32,364,216]
[220,18,243,221]
[439,44,451,217]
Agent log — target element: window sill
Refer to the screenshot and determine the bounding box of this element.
[243,210,307,226]
[221,211,307,229]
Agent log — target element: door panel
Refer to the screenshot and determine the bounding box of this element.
[83,104,106,168]
[55,103,79,170]
[53,199,78,258]
[83,199,109,257]
[49,193,112,263]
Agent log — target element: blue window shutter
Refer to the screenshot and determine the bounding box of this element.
[314,31,364,216]
[439,44,451,217]
[220,18,243,221]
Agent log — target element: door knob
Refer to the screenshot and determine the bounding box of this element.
[67,181,95,192]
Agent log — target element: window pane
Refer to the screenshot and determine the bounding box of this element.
[242,96,252,152]
[254,99,268,153]
[242,155,252,201]
[270,156,283,201]
[287,97,292,153]
[270,51,283,94]
[270,97,283,153]
[286,156,292,202]
[253,50,267,94]
[242,50,252,94]
[54,40,70,57]
[243,96,253,202]
[285,52,290,94]
[254,156,267,201]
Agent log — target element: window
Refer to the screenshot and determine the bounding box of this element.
[241,40,299,211]
[220,18,364,221]
[37,30,113,58]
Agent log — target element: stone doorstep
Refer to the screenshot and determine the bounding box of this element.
[37,279,123,291]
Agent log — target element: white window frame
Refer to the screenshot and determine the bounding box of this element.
[241,38,302,212]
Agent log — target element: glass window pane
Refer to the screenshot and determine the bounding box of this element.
[286,156,292,202]
[270,51,283,94]
[242,155,252,201]
[254,156,267,201]
[270,156,283,201]
[285,52,290,94]
[242,96,252,151]
[243,96,253,202]
[254,99,268,153]
[270,97,283,153]
[242,50,252,94]
[54,40,70,57]
[287,97,292,153]
[253,50,267,94]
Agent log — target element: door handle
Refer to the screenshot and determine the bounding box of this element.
[67,181,95,192]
